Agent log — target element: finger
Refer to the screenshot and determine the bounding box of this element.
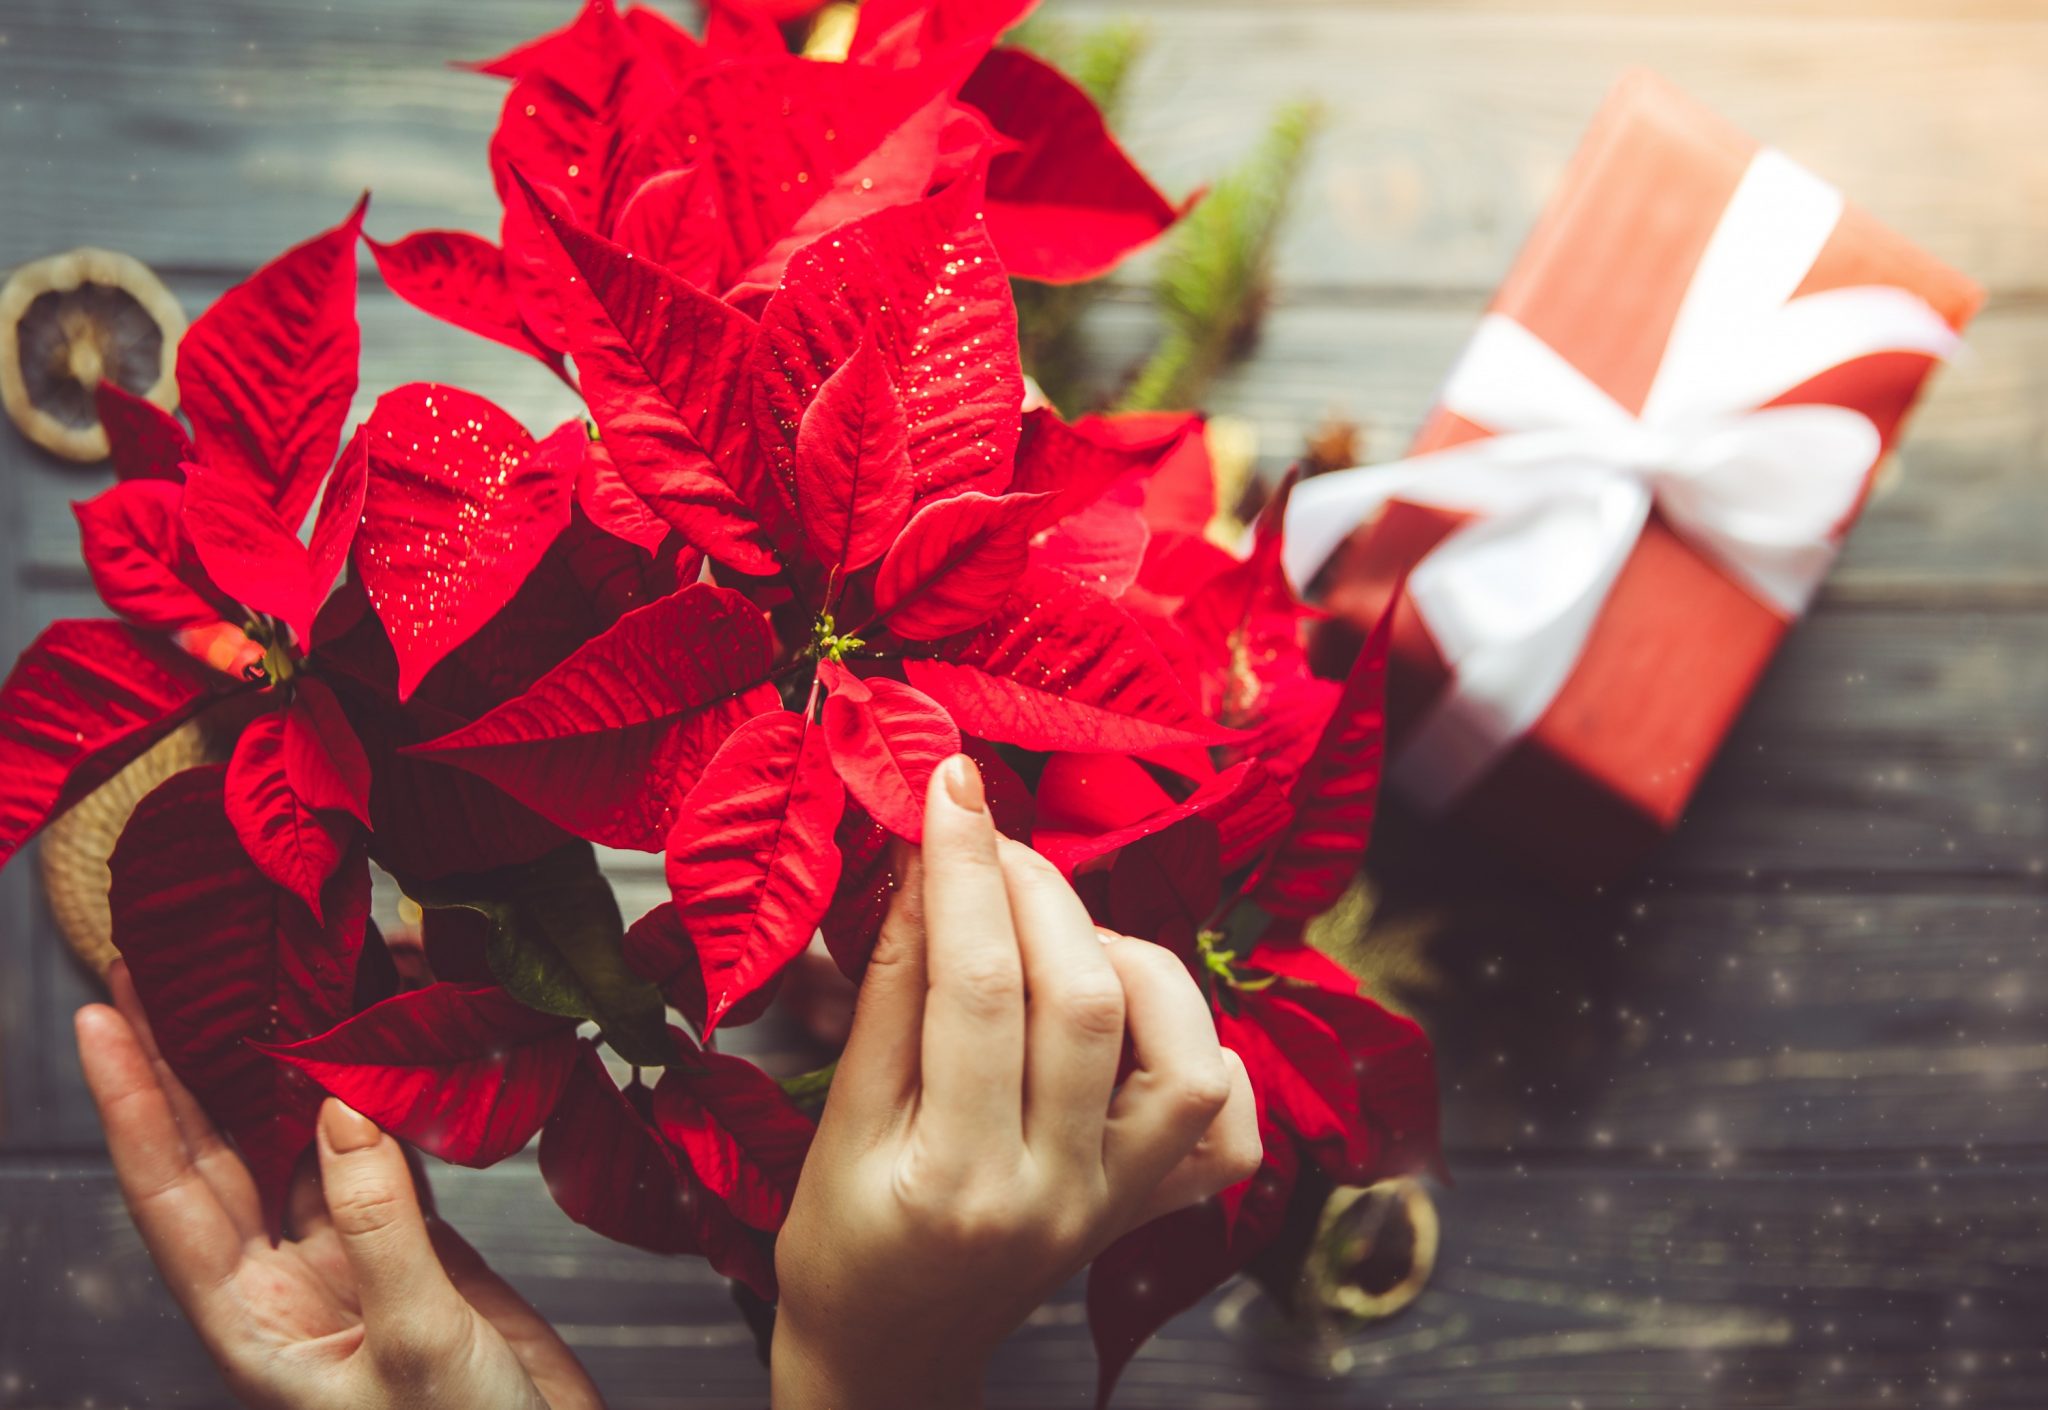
[430,1221,595,1392]
[75,1005,241,1307]
[1100,941,1234,1204]
[1130,1048,1264,1225]
[918,755,1026,1152]
[108,959,263,1240]
[828,841,927,1137]
[998,838,1124,1169]
[316,1099,469,1379]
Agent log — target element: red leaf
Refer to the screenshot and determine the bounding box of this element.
[1108,817,1222,946]
[653,1043,815,1231]
[315,675,573,884]
[357,384,579,699]
[1086,1135,1297,1407]
[225,708,354,921]
[178,199,364,525]
[966,735,1038,844]
[1036,760,1281,877]
[903,568,1234,753]
[1242,945,1445,1183]
[720,86,992,300]
[466,0,630,90]
[1010,408,1201,530]
[661,711,845,1030]
[1032,499,1149,597]
[539,1041,776,1295]
[180,458,327,646]
[260,983,578,1167]
[817,803,897,982]
[410,585,778,851]
[73,480,223,631]
[751,176,1023,509]
[963,48,1183,284]
[613,166,725,291]
[605,59,967,297]
[793,336,915,571]
[0,621,218,870]
[109,765,370,1235]
[514,178,779,574]
[575,438,670,552]
[1249,594,1393,919]
[366,229,565,373]
[818,662,959,841]
[95,382,192,483]
[619,903,790,1034]
[873,491,1048,640]
[285,677,372,825]
[1034,753,1173,838]
[850,0,1034,66]
[306,428,369,638]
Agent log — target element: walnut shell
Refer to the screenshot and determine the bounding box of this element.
[1,248,185,463]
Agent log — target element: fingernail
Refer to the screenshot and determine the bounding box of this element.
[320,1099,382,1153]
[1094,927,1123,945]
[941,754,984,813]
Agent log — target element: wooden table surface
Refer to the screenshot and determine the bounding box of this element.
[2,1,2044,1406]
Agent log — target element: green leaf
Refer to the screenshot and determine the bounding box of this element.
[402,843,675,1067]
[777,1059,838,1117]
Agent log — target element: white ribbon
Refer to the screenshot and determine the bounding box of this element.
[1281,148,1961,812]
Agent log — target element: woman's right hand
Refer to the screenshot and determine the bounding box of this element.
[772,754,1263,1410]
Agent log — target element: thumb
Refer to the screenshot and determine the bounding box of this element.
[317,1099,468,1377]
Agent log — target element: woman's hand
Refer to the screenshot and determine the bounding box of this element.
[772,754,1263,1409]
[75,961,603,1410]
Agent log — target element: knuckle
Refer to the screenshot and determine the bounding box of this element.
[949,955,1024,1015]
[1053,972,1126,1038]
[926,1186,1025,1250]
[1166,1060,1234,1125]
[1117,937,1196,989]
[895,1153,1031,1250]
[1219,1127,1265,1187]
[327,1177,408,1239]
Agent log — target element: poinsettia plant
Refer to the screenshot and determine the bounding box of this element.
[0,0,1440,1399]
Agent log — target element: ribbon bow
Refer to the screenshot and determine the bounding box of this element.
[1281,148,1961,812]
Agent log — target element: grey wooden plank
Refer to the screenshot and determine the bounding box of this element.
[1,2,2041,295]
[5,1157,2046,1408]
[1419,887,2048,1157]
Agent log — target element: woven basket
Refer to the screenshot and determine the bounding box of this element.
[38,722,219,976]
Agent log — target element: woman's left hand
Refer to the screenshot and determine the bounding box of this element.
[75,959,605,1410]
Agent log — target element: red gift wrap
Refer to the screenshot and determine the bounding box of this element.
[1308,71,1982,888]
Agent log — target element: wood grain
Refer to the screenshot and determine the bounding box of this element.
[5,1159,2044,1408]
[2,1,2043,293]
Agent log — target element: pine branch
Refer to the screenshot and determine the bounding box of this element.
[1117,101,1322,414]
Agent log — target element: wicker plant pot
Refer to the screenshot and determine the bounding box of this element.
[38,722,220,977]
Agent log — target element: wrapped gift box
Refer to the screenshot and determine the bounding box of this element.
[1295,70,1982,888]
